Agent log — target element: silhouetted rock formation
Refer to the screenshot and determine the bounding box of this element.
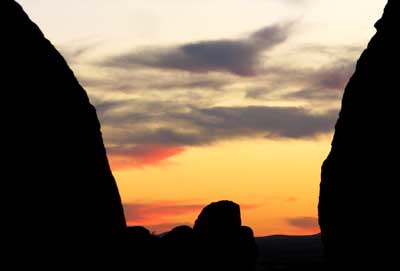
[194,200,242,239]
[160,226,196,270]
[120,201,258,270]
[118,226,160,269]
[193,201,258,270]
[1,0,126,261]
[318,0,399,265]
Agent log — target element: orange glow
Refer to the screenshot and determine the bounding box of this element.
[109,144,185,170]
[114,136,332,236]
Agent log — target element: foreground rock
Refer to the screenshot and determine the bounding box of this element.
[318,0,399,265]
[193,201,259,270]
[1,0,126,262]
[122,201,258,270]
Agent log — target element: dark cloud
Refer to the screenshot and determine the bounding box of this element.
[287,217,319,230]
[245,88,272,99]
[98,102,337,149]
[101,23,293,76]
[187,106,336,139]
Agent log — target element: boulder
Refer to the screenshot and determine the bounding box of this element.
[194,200,242,240]
[193,201,257,270]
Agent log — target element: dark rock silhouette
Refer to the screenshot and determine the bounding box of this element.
[160,226,196,270]
[1,0,126,260]
[318,0,399,265]
[119,201,258,270]
[118,226,160,269]
[194,200,242,239]
[193,201,259,270]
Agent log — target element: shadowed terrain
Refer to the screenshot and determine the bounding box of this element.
[256,234,325,271]
[319,0,399,266]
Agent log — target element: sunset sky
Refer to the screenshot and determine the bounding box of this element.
[17,0,387,236]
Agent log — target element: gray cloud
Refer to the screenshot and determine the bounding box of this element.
[300,45,363,57]
[246,88,272,99]
[308,60,355,90]
[101,23,293,76]
[287,217,319,230]
[285,59,355,101]
[245,58,355,102]
[97,101,337,149]
[80,74,231,93]
[286,87,342,101]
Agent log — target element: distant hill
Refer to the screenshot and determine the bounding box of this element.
[255,234,327,270]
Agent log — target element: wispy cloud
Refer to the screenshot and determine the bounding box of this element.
[124,202,203,225]
[287,216,319,230]
[59,42,100,64]
[279,0,309,6]
[108,144,185,169]
[285,59,355,101]
[80,73,231,93]
[245,58,355,102]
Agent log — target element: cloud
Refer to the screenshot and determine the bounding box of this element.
[300,44,363,57]
[246,58,355,102]
[80,73,231,93]
[246,88,272,99]
[124,202,203,225]
[59,43,100,64]
[101,23,293,76]
[308,60,355,90]
[100,104,337,150]
[108,144,185,169]
[287,217,319,230]
[286,60,355,101]
[280,0,308,5]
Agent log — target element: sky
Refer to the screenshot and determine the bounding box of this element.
[17,0,387,236]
